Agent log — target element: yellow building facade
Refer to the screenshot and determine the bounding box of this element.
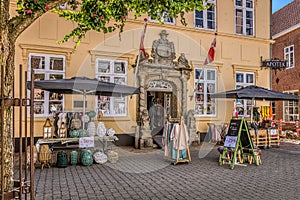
[11,0,272,145]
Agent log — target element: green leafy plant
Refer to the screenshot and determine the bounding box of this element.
[16,0,207,47]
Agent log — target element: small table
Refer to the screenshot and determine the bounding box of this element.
[95,136,119,153]
[36,138,80,152]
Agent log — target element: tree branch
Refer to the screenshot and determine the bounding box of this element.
[8,0,66,41]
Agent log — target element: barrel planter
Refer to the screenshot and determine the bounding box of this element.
[57,152,68,168]
[80,149,93,166]
[70,150,78,165]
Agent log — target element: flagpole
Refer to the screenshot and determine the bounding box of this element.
[134,18,148,87]
[134,52,141,87]
[195,64,206,92]
[195,33,217,92]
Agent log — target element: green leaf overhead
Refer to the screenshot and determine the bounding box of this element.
[16,0,206,47]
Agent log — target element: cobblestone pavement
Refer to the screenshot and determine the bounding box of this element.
[29,141,300,200]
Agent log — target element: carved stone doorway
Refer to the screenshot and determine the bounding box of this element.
[136,30,192,148]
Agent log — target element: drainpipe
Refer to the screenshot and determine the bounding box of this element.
[270,0,273,90]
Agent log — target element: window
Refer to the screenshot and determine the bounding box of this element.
[96,59,127,116]
[28,53,65,116]
[149,12,175,24]
[284,45,294,68]
[195,0,216,30]
[194,68,216,116]
[271,101,276,119]
[235,72,254,117]
[235,0,254,36]
[283,90,299,121]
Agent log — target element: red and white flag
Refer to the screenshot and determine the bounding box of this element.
[139,18,148,58]
[204,33,217,65]
[134,18,148,86]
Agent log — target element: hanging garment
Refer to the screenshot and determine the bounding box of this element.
[163,121,175,157]
[170,123,189,150]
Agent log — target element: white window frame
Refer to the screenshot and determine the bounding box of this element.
[235,71,255,117]
[194,68,217,117]
[235,0,254,36]
[28,53,66,117]
[95,58,128,117]
[271,101,276,119]
[194,0,216,30]
[148,12,175,25]
[283,90,299,121]
[284,45,294,69]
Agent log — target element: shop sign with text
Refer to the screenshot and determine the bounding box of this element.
[261,58,288,70]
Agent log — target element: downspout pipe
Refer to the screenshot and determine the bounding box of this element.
[270,0,273,90]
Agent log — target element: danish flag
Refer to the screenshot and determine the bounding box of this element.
[204,33,217,65]
[139,18,148,58]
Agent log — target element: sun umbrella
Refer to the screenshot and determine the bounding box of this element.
[27,76,139,128]
[28,76,139,97]
[211,85,299,122]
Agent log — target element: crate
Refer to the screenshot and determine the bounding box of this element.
[267,129,280,148]
[256,129,267,149]
[249,129,257,147]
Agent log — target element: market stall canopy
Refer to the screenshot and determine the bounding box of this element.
[27,76,139,129]
[27,76,139,97]
[211,85,299,101]
[211,85,299,123]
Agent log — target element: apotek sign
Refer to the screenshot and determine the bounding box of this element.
[261,58,288,70]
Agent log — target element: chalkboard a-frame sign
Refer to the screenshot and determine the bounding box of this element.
[220,118,257,169]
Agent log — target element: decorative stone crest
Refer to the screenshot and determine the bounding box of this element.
[151,30,176,66]
[135,30,192,72]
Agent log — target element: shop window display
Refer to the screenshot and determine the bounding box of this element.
[29,53,65,116]
[194,68,216,116]
[96,58,128,117]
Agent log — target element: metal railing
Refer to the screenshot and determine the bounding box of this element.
[0,65,35,199]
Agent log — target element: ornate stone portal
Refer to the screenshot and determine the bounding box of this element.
[135,30,193,148]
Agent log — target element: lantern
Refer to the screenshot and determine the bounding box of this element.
[58,122,67,138]
[43,118,53,139]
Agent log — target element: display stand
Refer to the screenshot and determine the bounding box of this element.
[220,118,258,169]
[174,117,191,165]
[163,116,191,165]
[256,130,268,149]
[267,128,280,148]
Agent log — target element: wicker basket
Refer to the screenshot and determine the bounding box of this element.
[39,145,51,169]
[107,151,118,163]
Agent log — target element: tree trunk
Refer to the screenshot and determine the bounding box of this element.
[0,0,14,193]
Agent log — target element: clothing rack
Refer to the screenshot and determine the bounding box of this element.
[163,116,191,165]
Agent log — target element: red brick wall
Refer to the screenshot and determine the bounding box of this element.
[272,28,300,121]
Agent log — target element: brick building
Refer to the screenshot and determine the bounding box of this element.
[272,0,300,121]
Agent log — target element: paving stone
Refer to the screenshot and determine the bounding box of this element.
[14,142,300,199]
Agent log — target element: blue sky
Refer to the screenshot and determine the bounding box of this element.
[272,0,293,13]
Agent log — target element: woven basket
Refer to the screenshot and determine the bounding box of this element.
[39,145,51,164]
[71,118,81,129]
[107,151,118,163]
